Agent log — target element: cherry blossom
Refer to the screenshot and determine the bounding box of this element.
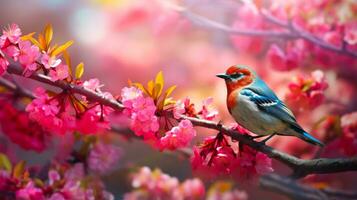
[88,142,121,174]
[286,70,329,111]
[18,40,40,73]
[1,23,21,44]
[40,53,61,69]
[159,119,196,150]
[0,99,49,152]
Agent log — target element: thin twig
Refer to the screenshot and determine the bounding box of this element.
[175,7,357,58]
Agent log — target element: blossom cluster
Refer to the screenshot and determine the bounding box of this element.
[337,112,357,156]
[124,166,205,200]
[191,126,273,181]
[231,1,357,71]
[0,24,71,80]
[0,155,114,200]
[0,98,49,152]
[285,70,329,111]
[124,166,249,200]
[121,86,199,151]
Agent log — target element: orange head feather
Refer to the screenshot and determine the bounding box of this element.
[216,65,255,111]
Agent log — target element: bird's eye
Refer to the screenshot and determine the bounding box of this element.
[230,72,243,79]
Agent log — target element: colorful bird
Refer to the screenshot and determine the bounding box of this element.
[216,65,324,146]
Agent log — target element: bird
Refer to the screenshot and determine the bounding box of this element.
[216,65,324,146]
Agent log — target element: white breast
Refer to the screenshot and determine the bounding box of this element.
[230,94,286,135]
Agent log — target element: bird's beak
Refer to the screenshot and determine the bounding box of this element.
[216,73,229,80]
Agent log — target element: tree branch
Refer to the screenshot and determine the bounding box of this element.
[2,73,357,199]
[4,63,357,179]
[174,6,357,58]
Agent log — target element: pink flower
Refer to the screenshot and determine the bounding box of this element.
[128,167,180,199]
[83,78,103,92]
[26,87,75,134]
[18,40,40,73]
[178,178,205,199]
[192,134,273,181]
[16,182,45,200]
[267,43,302,71]
[41,53,61,69]
[159,119,196,150]
[286,70,328,111]
[0,99,49,152]
[1,23,21,44]
[173,97,195,119]
[121,87,159,139]
[49,64,69,81]
[344,23,357,45]
[207,182,248,200]
[198,97,219,120]
[0,52,9,76]
[337,112,357,156]
[88,142,121,174]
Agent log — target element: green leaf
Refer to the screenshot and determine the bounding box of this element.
[0,153,12,172]
[75,62,84,79]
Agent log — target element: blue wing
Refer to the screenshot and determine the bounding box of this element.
[240,78,324,146]
[241,78,300,129]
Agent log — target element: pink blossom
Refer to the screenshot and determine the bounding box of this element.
[267,43,302,71]
[16,182,45,200]
[178,178,205,199]
[18,40,40,73]
[338,112,357,156]
[26,87,75,134]
[1,23,21,44]
[41,53,61,69]
[286,70,328,111]
[49,64,69,81]
[127,167,180,199]
[159,119,196,150]
[192,134,273,181]
[344,23,357,45]
[88,142,121,174]
[0,52,9,76]
[230,4,265,54]
[0,99,49,152]
[83,78,103,92]
[121,87,159,139]
[198,97,219,120]
[207,182,248,200]
[2,45,19,60]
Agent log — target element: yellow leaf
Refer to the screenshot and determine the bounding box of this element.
[132,83,149,96]
[164,85,176,98]
[163,97,176,106]
[38,33,47,51]
[147,80,155,96]
[20,32,36,41]
[44,24,53,47]
[152,83,161,101]
[63,51,72,76]
[12,160,26,178]
[51,40,74,56]
[155,71,164,97]
[0,153,12,172]
[75,62,84,79]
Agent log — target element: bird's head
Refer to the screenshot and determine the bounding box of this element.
[216,65,255,93]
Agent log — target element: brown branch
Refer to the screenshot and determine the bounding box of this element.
[1,75,357,199]
[4,63,357,179]
[174,6,357,58]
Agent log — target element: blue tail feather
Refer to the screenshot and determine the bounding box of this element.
[300,132,324,147]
